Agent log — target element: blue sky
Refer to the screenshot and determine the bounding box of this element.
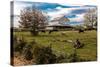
[12,1,97,27]
[15,0,97,5]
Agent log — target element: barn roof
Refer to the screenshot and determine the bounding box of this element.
[46,24,73,28]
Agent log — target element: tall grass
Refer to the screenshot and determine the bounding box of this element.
[13,30,97,64]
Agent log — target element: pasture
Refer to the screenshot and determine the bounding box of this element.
[13,30,97,64]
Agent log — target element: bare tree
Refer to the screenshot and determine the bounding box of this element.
[19,8,48,35]
[84,7,97,29]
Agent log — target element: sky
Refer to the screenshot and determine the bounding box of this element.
[12,0,97,27]
[15,0,97,5]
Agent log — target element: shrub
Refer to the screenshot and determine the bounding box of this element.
[13,36,26,54]
[22,44,34,60]
[13,36,71,64]
[68,48,79,62]
[13,35,37,60]
[33,46,57,64]
[56,54,66,63]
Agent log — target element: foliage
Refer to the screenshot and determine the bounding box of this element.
[68,48,79,62]
[33,45,57,64]
[84,7,97,29]
[19,8,48,35]
[13,36,27,53]
[22,44,34,60]
[56,54,66,63]
[13,36,36,60]
[14,30,97,64]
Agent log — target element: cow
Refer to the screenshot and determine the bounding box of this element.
[78,29,84,33]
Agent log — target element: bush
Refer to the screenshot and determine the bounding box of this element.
[14,36,79,64]
[13,36,36,60]
[33,46,57,64]
[56,55,66,63]
[13,36,26,53]
[68,48,79,62]
[22,44,34,60]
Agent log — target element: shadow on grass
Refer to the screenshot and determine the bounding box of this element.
[33,34,62,38]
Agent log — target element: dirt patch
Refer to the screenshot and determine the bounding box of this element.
[13,56,35,66]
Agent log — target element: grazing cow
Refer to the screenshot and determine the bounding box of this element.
[49,30,53,34]
[41,30,46,33]
[78,29,84,33]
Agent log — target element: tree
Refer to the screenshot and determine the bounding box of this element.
[19,8,48,35]
[84,7,97,29]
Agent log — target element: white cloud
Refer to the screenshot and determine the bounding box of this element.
[47,5,96,22]
[13,16,20,27]
[55,7,63,10]
[15,0,97,5]
[14,0,96,15]
[47,6,87,23]
[47,6,90,20]
[14,2,33,15]
[69,13,85,22]
[13,0,97,27]
[47,8,74,20]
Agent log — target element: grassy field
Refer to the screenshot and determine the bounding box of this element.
[14,30,97,63]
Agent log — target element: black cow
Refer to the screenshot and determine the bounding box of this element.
[49,30,53,34]
[78,29,84,33]
[41,30,46,33]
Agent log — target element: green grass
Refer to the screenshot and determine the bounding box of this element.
[14,30,97,62]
